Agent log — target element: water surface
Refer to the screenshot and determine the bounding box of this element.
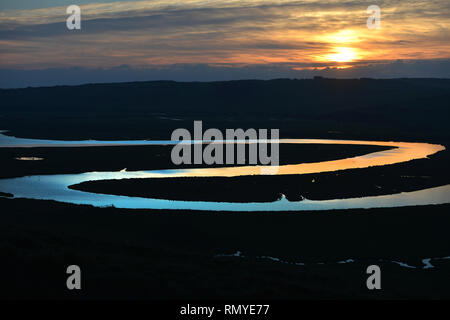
[0,132,448,212]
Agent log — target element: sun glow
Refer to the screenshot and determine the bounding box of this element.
[326,47,358,62]
[317,29,360,44]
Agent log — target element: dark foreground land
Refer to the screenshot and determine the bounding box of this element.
[1,198,450,300]
[0,79,450,299]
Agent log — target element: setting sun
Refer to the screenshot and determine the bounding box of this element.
[326,47,358,62]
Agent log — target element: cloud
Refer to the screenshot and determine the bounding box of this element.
[0,0,449,79]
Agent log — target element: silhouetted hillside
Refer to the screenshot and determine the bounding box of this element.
[0,78,449,141]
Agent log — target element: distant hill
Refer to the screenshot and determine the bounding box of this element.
[0,78,449,142]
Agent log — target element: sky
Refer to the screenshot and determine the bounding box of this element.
[0,0,449,87]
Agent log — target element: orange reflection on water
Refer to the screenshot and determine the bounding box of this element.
[152,139,445,178]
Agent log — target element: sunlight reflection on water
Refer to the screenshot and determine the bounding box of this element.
[0,132,448,212]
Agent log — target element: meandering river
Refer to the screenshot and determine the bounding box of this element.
[0,132,448,211]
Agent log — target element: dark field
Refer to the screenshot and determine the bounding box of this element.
[0,143,391,179]
[1,198,450,299]
[1,79,449,143]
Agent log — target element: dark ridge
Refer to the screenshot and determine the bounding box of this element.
[0,78,449,141]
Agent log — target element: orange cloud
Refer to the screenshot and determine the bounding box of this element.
[0,0,449,69]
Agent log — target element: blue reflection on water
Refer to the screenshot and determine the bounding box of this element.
[1,131,449,212]
[1,171,449,212]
